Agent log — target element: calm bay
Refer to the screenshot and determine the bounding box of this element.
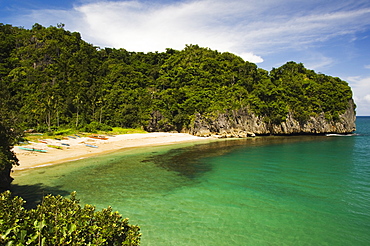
[12,117,370,245]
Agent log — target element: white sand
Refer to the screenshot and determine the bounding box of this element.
[12,133,210,171]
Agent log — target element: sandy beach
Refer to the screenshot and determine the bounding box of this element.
[12,133,210,171]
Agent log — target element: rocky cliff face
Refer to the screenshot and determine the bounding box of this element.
[190,99,356,137]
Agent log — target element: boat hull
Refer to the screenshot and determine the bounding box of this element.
[18,147,47,153]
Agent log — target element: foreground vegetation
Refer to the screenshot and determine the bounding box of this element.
[0,191,141,245]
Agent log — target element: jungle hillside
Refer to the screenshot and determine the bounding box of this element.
[0,23,355,136]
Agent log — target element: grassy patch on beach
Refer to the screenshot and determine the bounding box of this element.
[109,127,147,135]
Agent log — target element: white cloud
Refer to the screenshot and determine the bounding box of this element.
[239,53,264,64]
[365,65,370,69]
[304,53,335,71]
[73,0,243,54]
[347,76,370,115]
[364,94,370,103]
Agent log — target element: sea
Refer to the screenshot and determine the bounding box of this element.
[11,116,370,245]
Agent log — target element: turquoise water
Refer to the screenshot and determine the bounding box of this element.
[12,117,370,245]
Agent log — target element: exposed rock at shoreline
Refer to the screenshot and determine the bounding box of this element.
[189,99,356,138]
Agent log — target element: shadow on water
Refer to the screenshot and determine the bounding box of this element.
[10,183,70,209]
[143,135,327,179]
[142,139,249,179]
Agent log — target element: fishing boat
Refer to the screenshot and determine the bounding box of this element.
[85,144,98,148]
[47,145,63,150]
[38,140,48,144]
[18,147,47,153]
[89,135,108,140]
[61,143,70,146]
[18,141,30,144]
[326,133,357,137]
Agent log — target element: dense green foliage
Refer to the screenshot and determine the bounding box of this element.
[0,121,18,191]
[0,112,19,172]
[0,191,141,245]
[0,23,353,133]
[0,40,21,190]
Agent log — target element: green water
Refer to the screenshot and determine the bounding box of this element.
[11,117,370,245]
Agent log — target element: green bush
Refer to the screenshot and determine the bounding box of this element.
[54,129,74,136]
[35,125,49,133]
[80,122,113,133]
[0,191,141,245]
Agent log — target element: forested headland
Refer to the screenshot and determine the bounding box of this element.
[0,23,355,137]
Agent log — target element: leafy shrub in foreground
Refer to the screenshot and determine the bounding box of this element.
[0,191,141,245]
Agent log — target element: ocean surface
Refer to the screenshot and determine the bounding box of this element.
[12,117,370,245]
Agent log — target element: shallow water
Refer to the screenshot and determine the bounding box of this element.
[12,117,370,245]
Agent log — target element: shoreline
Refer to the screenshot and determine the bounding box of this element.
[12,133,211,172]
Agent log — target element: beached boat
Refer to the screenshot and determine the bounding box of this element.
[38,140,48,144]
[85,144,98,148]
[18,141,30,145]
[18,147,47,153]
[89,135,108,140]
[47,145,63,150]
[326,133,357,137]
[61,143,70,146]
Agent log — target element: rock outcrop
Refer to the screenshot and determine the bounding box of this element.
[190,99,356,137]
[146,110,176,132]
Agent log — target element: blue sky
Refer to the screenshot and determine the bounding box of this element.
[2,0,370,115]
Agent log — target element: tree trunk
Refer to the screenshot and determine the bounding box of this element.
[99,107,103,124]
[76,110,79,128]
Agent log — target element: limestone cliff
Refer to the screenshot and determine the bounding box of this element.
[189,99,356,137]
